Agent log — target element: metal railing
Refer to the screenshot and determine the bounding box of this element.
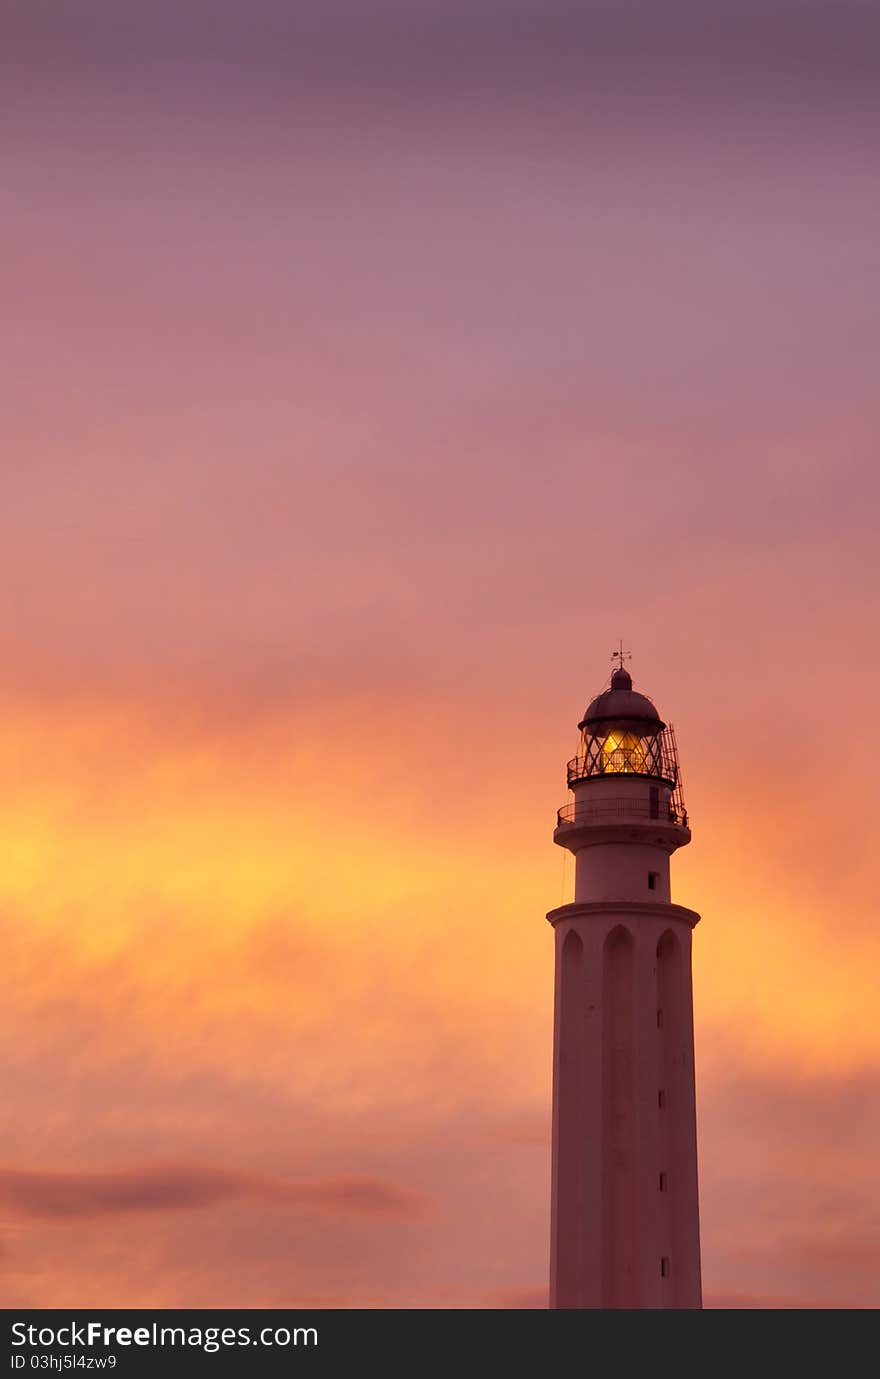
[567,724,679,788]
[556,798,689,828]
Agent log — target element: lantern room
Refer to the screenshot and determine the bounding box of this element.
[555,659,690,857]
[567,666,682,798]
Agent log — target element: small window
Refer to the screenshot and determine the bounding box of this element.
[658,1089,666,1109]
[657,1008,663,1029]
[659,1172,668,1192]
[648,871,659,891]
[660,1257,671,1278]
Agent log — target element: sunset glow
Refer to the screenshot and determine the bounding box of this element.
[2,0,879,1310]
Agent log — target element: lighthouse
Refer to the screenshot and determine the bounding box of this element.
[547,652,702,1309]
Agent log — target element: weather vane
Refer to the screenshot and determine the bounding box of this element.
[611,640,631,673]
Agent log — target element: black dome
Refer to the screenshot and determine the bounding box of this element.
[578,668,665,733]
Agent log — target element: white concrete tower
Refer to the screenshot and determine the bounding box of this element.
[547,654,702,1309]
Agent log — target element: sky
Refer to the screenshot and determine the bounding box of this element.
[1,0,878,1308]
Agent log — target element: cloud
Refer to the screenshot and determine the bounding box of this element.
[274,1175,429,1218]
[0,1163,427,1223]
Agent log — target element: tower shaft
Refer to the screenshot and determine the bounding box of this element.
[548,901,701,1308]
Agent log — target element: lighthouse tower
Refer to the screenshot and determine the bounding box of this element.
[547,654,702,1309]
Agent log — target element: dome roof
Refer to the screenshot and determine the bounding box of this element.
[578,667,665,732]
